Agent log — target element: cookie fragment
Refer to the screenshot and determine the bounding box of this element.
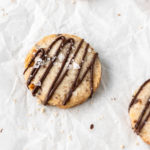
[23,34,101,108]
[129,79,150,144]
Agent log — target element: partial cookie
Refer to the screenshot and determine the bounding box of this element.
[23,34,101,108]
[129,79,150,144]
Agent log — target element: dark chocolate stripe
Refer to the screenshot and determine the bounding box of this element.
[43,39,84,105]
[32,37,73,96]
[42,39,75,105]
[137,110,150,134]
[24,36,98,106]
[129,79,150,111]
[62,43,89,105]
[74,53,98,91]
[134,99,150,134]
[89,62,94,98]
[24,36,65,87]
[23,48,45,74]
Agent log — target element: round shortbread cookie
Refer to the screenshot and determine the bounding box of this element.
[129,79,150,144]
[23,34,101,109]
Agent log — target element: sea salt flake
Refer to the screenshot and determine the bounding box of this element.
[52,56,56,61]
[68,64,72,69]
[88,49,92,52]
[33,63,40,68]
[37,58,42,62]
[72,46,76,50]
[58,53,65,62]
[47,57,51,61]
[54,62,58,66]
[72,62,80,69]
[35,81,41,87]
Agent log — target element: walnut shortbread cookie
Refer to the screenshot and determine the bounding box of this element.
[129,79,150,144]
[23,34,101,108]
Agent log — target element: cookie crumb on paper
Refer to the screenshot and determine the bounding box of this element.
[90,124,94,130]
[68,135,72,140]
[41,107,46,113]
[0,128,3,133]
[120,145,125,149]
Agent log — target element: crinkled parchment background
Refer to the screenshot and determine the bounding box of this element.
[0,0,150,149]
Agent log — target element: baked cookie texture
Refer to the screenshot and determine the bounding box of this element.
[24,34,101,108]
[129,79,150,144]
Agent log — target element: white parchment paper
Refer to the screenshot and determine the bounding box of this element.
[0,0,150,149]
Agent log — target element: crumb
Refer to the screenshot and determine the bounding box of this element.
[120,145,125,149]
[136,142,139,145]
[90,100,93,104]
[1,8,8,16]
[32,127,38,130]
[11,0,16,2]
[76,109,79,112]
[13,99,17,103]
[0,128,3,133]
[138,25,143,30]
[111,97,116,101]
[117,13,121,16]
[41,107,46,113]
[37,99,42,105]
[60,130,64,133]
[68,135,72,140]
[53,112,59,117]
[99,115,104,120]
[90,124,94,130]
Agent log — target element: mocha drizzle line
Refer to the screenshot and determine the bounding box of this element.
[24,36,97,105]
[129,79,150,134]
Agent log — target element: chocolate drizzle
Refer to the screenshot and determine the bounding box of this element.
[23,48,45,75]
[24,35,98,105]
[32,37,73,96]
[129,79,150,111]
[129,79,150,134]
[134,99,150,134]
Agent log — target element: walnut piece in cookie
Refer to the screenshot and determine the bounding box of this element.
[23,34,101,109]
[129,79,150,144]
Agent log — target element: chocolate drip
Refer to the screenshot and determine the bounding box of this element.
[43,39,84,105]
[24,36,65,87]
[128,79,150,134]
[129,79,150,111]
[134,99,150,134]
[32,37,74,96]
[89,62,94,98]
[74,53,98,92]
[42,39,76,105]
[23,48,45,75]
[137,111,150,134]
[62,43,89,105]
[24,35,97,106]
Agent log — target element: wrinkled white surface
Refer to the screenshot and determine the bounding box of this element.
[0,0,150,149]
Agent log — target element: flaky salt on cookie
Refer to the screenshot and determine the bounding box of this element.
[129,79,150,144]
[23,34,101,108]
